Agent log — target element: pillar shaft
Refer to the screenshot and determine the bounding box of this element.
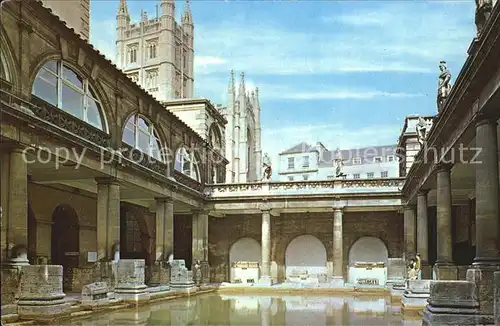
[416,191,429,263]
[6,148,28,263]
[261,209,271,278]
[96,178,120,261]
[192,209,208,262]
[155,197,173,261]
[436,165,454,264]
[403,206,416,259]
[474,117,500,265]
[333,208,343,278]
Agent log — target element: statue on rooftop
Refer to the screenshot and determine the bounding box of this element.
[416,117,433,145]
[437,61,452,112]
[262,153,272,181]
[334,148,346,178]
[475,0,493,37]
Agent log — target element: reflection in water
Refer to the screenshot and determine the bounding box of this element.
[64,294,421,325]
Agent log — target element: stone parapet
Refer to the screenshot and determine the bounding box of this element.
[149,261,171,288]
[401,280,430,316]
[467,266,500,320]
[115,259,150,303]
[16,265,70,321]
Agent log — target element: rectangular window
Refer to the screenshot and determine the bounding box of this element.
[287,157,294,169]
[61,83,84,119]
[367,172,374,179]
[353,173,360,179]
[352,157,361,165]
[381,171,388,178]
[303,175,309,181]
[288,176,294,181]
[387,155,394,162]
[302,156,310,168]
[374,156,382,163]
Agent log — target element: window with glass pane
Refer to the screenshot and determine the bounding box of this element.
[123,114,165,162]
[32,61,105,131]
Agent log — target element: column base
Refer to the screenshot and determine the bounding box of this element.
[433,263,458,280]
[330,277,344,288]
[466,264,500,318]
[257,276,273,287]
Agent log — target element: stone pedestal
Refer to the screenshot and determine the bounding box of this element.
[115,259,150,303]
[467,266,500,324]
[92,261,118,292]
[81,282,109,310]
[16,265,70,321]
[386,258,406,287]
[200,261,210,284]
[401,280,430,315]
[391,283,406,302]
[170,259,195,289]
[257,275,273,287]
[422,280,479,325]
[330,276,344,288]
[433,264,458,280]
[494,272,500,326]
[149,261,170,289]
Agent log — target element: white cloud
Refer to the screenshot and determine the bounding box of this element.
[90,19,116,62]
[276,90,421,100]
[195,56,226,67]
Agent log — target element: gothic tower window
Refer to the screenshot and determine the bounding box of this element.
[32,60,105,131]
[145,69,158,91]
[122,114,164,161]
[175,147,201,182]
[128,44,138,63]
[148,41,157,59]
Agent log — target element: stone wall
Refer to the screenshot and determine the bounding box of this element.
[208,211,403,283]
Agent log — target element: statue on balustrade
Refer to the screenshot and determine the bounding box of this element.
[475,0,493,37]
[416,117,433,145]
[334,148,346,178]
[262,153,272,181]
[437,61,452,112]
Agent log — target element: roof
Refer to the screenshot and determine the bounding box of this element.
[280,142,313,154]
[25,0,208,146]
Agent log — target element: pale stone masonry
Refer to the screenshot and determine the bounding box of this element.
[42,0,90,40]
[116,0,194,101]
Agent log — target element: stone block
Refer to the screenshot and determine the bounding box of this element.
[16,265,70,321]
[1,267,21,306]
[81,282,109,309]
[170,259,195,289]
[466,266,500,317]
[401,280,430,315]
[115,259,150,303]
[494,272,500,326]
[422,280,479,325]
[256,275,273,287]
[149,261,170,287]
[432,264,458,280]
[387,258,405,284]
[330,277,344,288]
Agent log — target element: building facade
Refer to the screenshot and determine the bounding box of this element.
[222,71,262,183]
[41,0,90,40]
[278,142,398,181]
[115,0,194,102]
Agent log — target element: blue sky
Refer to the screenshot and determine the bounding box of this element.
[90,0,476,168]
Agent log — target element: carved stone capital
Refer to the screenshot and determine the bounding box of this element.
[154,196,173,204]
[435,162,453,173]
[475,111,498,127]
[403,205,416,212]
[417,189,430,197]
[95,177,119,185]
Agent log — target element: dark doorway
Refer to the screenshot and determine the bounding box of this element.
[51,204,80,291]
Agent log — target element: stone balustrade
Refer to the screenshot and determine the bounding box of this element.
[205,178,404,198]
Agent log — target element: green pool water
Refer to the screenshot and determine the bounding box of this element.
[65,293,422,325]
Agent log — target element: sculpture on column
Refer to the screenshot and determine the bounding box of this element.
[334,148,346,178]
[262,153,272,181]
[475,0,493,37]
[112,242,120,262]
[416,117,434,145]
[193,260,202,285]
[437,61,452,112]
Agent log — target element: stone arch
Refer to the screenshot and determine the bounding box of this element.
[174,145,202,182]
[348,236,388,265]
[229,237,261,264]
[0,24,19,88]
[285,234,327,280]
[208,123,223,150]
[30,57,111,133]
[51,204,80,291]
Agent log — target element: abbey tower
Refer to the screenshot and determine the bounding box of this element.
[115,0,194,102]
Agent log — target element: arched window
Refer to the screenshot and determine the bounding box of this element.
[209,124,222,151]
[122,114,164,161]
[175,147,201,181]
[32,60,105,130]
[0,50,10,82]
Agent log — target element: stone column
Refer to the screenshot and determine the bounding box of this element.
[466,115,500,317]
[96,178,120,261]
[258,208,272,285]
[6,147,29,266]
[416,190,429,278]
[434,163,457,280]
[192,209,209,283]
[332,207,344,287]
[403,205,416,260]
[150,197,173,287]
[473,116,500,265]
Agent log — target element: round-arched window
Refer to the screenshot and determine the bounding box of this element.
[175,147,201,181]
[0,50,10,82]
[209,124,222,151]
[32,60,105,131]
[122,114,164,162]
